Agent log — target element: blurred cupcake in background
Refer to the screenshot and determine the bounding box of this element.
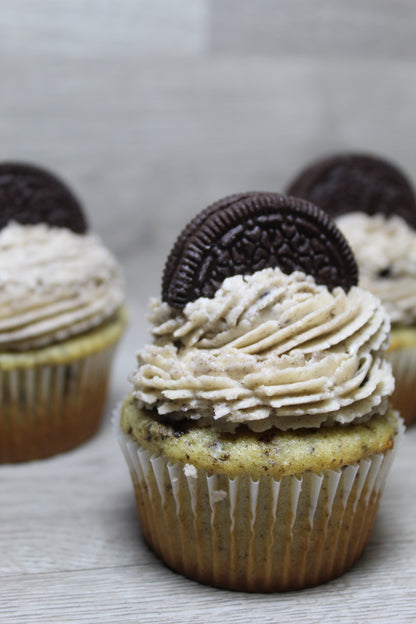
[0,162,127,462]
[287,153,416,427]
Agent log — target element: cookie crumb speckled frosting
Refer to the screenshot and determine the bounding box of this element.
[135,266,392,431]
[336,212,416,327]
[0,222,124,351]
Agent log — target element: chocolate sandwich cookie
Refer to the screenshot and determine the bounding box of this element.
[162,192,358,308]
[0,162,87,233]
[162,192,275,294]
[286,153,416,229]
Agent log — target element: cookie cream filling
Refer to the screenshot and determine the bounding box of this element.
[336,212,416,326]
[0,222,124,350]
[132,267,394,431]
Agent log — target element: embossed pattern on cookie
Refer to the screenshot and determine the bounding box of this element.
[162,192,358,308]
[162,191,275,293]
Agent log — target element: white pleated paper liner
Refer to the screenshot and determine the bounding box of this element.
[115,410,403,592]
[387,345,416,427]
[0,344,118,462]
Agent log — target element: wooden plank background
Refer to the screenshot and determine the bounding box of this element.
[1,2,416,622]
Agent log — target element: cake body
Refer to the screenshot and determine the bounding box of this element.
[119,396,399,591]
[1,307,126,462]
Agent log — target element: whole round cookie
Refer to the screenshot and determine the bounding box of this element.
[162,192,358,308]
[286,153,416,229]
[0,162,87,233]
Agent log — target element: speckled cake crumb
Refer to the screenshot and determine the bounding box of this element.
[120,394,399,480]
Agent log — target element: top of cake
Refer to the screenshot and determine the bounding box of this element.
[0,161,124,351]
[130,192,394,432]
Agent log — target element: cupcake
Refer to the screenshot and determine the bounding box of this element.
[116,192,401,592]
[0,162,127,462]
[287,153,416,426]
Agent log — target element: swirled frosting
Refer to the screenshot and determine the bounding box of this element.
[336,213,416,326]
[132,267,394,431]
[0,222,124,350]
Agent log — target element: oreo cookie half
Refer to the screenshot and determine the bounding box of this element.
[286,153,416,229]
[0,162,87,233]
[162,192,358,308]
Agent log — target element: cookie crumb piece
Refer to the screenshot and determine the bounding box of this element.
[211,489,227,503]
[184,463,198,478]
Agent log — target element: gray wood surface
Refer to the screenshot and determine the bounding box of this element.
[1,2,416,622]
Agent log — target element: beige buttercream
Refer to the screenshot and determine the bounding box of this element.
[336,212,416,326]
[0,222,124,350]
[132,267,393,431]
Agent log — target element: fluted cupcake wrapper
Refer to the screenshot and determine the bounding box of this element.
[116,416,402,592]
[387,346,416,427]
[0,345,118,462]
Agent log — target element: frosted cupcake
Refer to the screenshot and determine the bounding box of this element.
[0,162,127,462]
[116,192,401,592]
[287,153,416,426]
